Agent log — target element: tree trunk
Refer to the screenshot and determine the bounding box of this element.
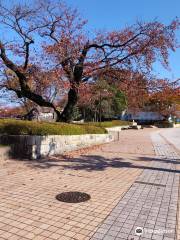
[54,109,61,121]
[58,87,78,122]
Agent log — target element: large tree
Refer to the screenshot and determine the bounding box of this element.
[0,0,179,122]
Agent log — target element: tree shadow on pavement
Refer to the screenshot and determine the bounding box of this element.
[19,154,180,174]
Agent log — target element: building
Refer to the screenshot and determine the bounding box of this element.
[121,110,164,123]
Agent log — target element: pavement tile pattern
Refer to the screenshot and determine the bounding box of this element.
[0,129,179,240]
[0,130,155,240]
[90,132,180,240]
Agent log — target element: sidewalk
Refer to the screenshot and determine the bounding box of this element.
[160,128,180,152]
[0,128,179,240]
[91,130,180,240]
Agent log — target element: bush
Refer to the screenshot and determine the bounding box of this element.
[86,120,131,128]
[154,121,173,128]
[0,119,107,135]
[0,144,8,147]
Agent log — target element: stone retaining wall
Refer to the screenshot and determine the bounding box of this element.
[0,131,118,160]
[0,146,11,161]
[173,123,180,128]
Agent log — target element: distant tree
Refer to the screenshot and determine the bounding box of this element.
[78,79,127,121]
[78,79,111,121]
[71,106,82,121]
[111,90,127,116]
[0,0,179,121]
[146,79,180,117]
[109,70,149,112]
[0,106,25,118]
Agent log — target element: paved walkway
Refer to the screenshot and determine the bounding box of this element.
[0,129,179,240]
[160,128,180,151]
[91,131,180,240]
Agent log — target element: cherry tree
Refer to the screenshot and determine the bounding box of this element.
[0,0,179,121]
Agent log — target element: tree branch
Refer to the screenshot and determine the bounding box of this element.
[23,40,34,69]
[87,30,144,51]
[0,41,28,89]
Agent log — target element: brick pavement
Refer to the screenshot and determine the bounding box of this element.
[0,131,154,240]
[0,129,179,240]
[91,131,180,240]
[0,129,155,240]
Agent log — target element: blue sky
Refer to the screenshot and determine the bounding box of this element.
[66,0,180,80]
[2,0,180,80]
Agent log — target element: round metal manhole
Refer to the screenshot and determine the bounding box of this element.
[56,191,91,203]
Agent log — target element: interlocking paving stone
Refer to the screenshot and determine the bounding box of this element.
[90,132,180,240]
[0,129,158,240]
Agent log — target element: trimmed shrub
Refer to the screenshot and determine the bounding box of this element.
[86,120,131,128]
[0,119,107,135]
[154,121,173,128]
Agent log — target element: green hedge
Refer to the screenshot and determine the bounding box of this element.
[0,119,107,135]
[0,144,8,147]
[86,120,131,128]
[154,121,173,128]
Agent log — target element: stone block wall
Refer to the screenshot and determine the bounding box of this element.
[173,123,180,128]
[0,146,11,161]
[0,132,117,160]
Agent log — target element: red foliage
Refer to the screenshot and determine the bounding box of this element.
[0,1,179,121]
[147,79,180,116]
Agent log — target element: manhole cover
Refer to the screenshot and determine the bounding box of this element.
[56,191,91,203]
